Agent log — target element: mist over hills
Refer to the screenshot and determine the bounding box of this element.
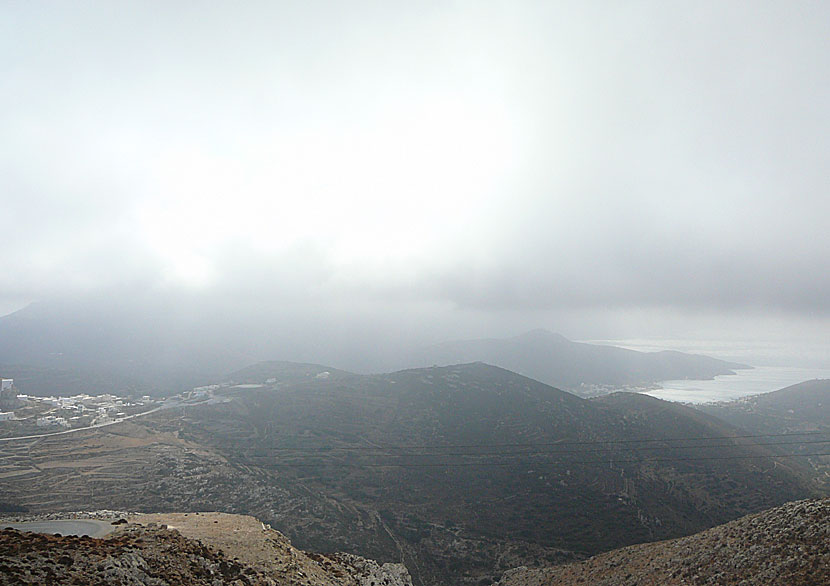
[0,302,818,585]
[1,2,827,584]
[0,300,749,398]
[0,300,250,395]
[413,329,749,394]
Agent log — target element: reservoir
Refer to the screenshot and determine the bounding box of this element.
[1,519,116,538]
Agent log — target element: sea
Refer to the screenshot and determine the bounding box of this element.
[0,519,115,537]
[584,338,830,405]
[642,366,830,404]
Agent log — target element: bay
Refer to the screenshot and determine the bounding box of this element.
[642,366,830,404]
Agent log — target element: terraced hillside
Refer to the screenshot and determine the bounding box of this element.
[0,362,821,586]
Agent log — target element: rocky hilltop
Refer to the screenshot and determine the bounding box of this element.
[0,511,412,586]
[499,497,830,586]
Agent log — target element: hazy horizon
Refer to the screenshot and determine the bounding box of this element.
[2,2,828,368]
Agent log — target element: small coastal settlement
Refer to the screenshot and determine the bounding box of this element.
[0,376,154,437]
[0,377,217,439]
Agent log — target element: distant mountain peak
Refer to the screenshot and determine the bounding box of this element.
[513,329,570,343]
[414,330,750,395]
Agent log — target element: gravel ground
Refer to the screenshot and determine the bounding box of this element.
[0,510,413,586]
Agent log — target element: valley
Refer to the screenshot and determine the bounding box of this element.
[0,361,825,585]
[3,3,827,584]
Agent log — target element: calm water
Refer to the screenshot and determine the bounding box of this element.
[642,366,830,404]
[0,519,115,537]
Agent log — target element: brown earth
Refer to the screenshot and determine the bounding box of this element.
[499,498,830,586]
[130,512,411,586]
[0,523,274,585]
[0,511,412,586]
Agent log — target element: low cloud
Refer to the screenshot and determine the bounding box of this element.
[1,1,828,356]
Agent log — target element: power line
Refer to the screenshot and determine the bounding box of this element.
[244,450,830,469]
[240,449,830,470]
[238,430,827,454]
[242,437,830,459]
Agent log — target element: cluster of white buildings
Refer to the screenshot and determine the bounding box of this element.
[37,393,145,425]
[36,414,69,428]
[0,377,225,432]
[0,387,159,430]
[185,385,218,399]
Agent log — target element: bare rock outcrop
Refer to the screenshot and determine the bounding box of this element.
[0,511,413,586]
[499,498,830,586]
[329,553,412,586]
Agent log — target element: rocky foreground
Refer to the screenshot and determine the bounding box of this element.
[0,511,412,586]
[3,499,828,586]
[499,498,830,586]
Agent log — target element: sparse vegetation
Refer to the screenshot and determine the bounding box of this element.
[0,363,819,585]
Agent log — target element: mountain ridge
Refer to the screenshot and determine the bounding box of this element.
[0,361,818,585]
[414,330,750,395]
[0,298,750,398]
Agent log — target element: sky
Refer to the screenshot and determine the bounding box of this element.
[2,1,828,366]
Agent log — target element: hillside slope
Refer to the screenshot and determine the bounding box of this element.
[499,497,830,586]
[698,379,830,434]
[177,363,813,583]
[0,363,817,586]
[696,379,830,490]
